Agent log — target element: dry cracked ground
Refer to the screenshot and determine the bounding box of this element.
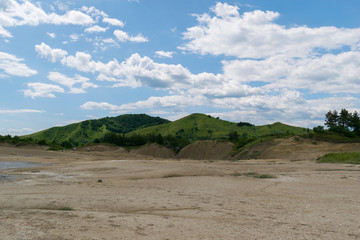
[1,145,360,239]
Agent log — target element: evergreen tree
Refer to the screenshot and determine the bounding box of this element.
[325,110,339,131]
[350,111,360,136]
[338,108,350,131]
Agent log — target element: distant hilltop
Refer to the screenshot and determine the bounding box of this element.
[20,113,306,151]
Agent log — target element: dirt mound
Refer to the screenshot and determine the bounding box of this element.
[131,143,176,159]
[177,140,234,160]
[236,136,360,161]
[0,142,48,150]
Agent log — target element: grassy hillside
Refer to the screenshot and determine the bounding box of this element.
[25,114,170,146]
[131,113,307,142]
[22,113,307,149]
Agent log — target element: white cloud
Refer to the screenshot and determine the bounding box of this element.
[47,32,56,38]
[61,51,98,73]
[80,101,121,111]
[113,30,148,43]
[7,128,35,135]
[81,6,107,19]
[23,82,65,99]
[155,51,175,58]
[180,2,360,59]
[210,89,305,111]
[35,45,266,97]
[69,33,82,42]
[0,25,12,38]
[81,94,207,113]
[39,40,360,127]
[35,42,68,62]
[47,10,94,25]
[0,0,94,38]
[222,51,360,94]
[58,50,193,89]
[211,95,358,127]
[0,51,37,77]
[92,37,120,51]
[53,1,70,12]
[48,71,98,93]
[281,51,360,93]
[103,17,124,27]
[84,25,108,33]
[0,109,43,114]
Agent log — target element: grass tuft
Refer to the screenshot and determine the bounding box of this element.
[254,174,276,179]
[162,173,182,178]
[244,172,276,179]
[57,207,74,211]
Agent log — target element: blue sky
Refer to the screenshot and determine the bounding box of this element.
[1,0,360,135]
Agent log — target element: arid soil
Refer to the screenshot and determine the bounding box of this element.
[1,142,360,239]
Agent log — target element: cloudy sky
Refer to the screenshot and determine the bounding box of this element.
[1,0,360,135]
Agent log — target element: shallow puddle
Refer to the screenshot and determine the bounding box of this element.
[0,161,46,181]
[0,161,44,170]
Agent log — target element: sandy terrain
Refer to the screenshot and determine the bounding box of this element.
[1,144,360,239]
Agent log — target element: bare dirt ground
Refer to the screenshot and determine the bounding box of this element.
[1,144,360,239]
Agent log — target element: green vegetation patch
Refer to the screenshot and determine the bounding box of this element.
[57,206,74,211]
[244,172,276,178]
[254,174,276,179]
[317,152,360,164]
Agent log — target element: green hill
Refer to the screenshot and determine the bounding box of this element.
[25,114,170,145]
[131,113,307,141]
[22,113,307,149]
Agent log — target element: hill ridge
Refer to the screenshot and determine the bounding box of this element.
[23,113,307,148]
[25,114,170,145]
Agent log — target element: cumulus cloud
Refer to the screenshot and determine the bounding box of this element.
[35,42,68,62]
[23,82,65,99]
[0,51,37,77]
[80,101,122,111]
[48,71,98,93]
[180,2,360,59]
[81,94,207,113]
[113,30,148,43]
[212,95,359,127]
[38,16,360,127]
[81,6,107,19]
[84,25,108,33]
[51,46,193,89]
[155,51,175,58]
[103,17,124,27]
[0,0,94,37]
[222,51,360,94]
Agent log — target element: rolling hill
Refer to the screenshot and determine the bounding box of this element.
[131,113,307,141]
[24,114,170,145]
[22,113,307,148]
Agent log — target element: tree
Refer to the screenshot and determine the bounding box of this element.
[228,130,239,142]
[325,110,339,131]
[350,111,360,136]
[237,122,254,127]
[313,125,325,133]
[338,109,351,130]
